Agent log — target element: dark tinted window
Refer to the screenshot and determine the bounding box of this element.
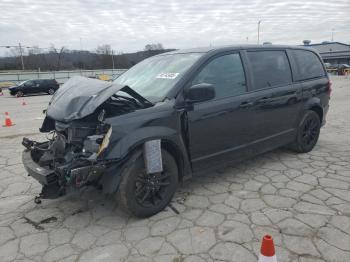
[24,80,35,86]
[247,51,292,90]
[32,80,41,88]
[292,50,325,80]
[192,53,246,99]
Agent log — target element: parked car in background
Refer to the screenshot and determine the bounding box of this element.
[8,79,59,97]
[339,64,349,68]
[328,64,350,75]
[22,45,330,217]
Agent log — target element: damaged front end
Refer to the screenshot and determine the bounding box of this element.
[22,76,152,201]
[22,121,111,199]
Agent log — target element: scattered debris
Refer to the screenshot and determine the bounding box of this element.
[22,216,58,230]
[71,209,84,216]
[175,191,190,204]
[40,216,58,224]
[168,203,180,214]
[23,216,44,230]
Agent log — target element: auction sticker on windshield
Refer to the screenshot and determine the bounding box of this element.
[156,72,179,79]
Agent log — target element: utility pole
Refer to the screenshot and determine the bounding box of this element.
[331,28,334,42]
[79,37,83,71]
[19,42,25,70]
[257,20,262,45]
[111,49,115,76]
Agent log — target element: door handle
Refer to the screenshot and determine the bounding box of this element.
[257,97,271,103]
[239,101,254,108]
[200,110,229,120]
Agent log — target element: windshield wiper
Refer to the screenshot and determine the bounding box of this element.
[120,86,154,108]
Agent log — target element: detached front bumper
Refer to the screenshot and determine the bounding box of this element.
[22,149,57,185]
[22,149,63,199]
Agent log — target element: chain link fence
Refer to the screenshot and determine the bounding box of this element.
[0,69,127,87]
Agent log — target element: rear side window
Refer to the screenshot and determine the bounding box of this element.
[192,53,246,99]
[247,51,292,90]
[292,50,325,81]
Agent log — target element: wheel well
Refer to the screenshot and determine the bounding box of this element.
[161,140,184,182]
[309,106,323,122]
[123,140,185,182]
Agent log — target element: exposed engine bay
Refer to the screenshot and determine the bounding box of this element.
[23,120,110,199]
[22,76,154,200]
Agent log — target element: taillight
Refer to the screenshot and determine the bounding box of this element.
[327,80,332,96]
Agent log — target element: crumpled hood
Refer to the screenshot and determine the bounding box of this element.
[46,76,124,122]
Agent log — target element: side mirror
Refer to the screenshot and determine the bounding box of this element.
[186,83,215,103]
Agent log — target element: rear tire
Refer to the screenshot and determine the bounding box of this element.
[48,88,55,95]
[116,150,178,218]
[288,110,321,153]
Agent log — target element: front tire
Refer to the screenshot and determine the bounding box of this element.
[288,110,321,153]
[116,150,178,218]
[16,91,24,97]
[48,88,55,95]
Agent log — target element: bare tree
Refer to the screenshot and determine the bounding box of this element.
[6,47,23,69]
[156,43,164,50]
[28,46,41,55]
[0,45,174,71]
[144,43,164,51]
[95,45,113,68]
[50,45,66,70]
[9,47,21,57]
[96,44,112,55]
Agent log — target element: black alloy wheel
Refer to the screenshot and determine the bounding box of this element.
[288,110,321,153]
[134,169,171,208]
[48,88,55,95]
[301,117,319,146]
[116,150,178,218]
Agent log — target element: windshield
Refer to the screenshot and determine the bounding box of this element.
[18,80,29,86]
[113,53,202,102]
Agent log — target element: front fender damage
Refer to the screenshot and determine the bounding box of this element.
[22,77,191,204]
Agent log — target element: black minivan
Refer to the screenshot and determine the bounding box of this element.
[22,45,330,217]
[9,79,59,97]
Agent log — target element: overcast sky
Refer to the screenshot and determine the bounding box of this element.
[1,0,350,56]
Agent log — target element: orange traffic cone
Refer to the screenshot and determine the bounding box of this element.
[22,100,27,106]
[3,112,14,127]
[258,235,277,262]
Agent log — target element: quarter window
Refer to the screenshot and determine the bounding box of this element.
[292,50,325,80]
[247,51,292,90]
[24,80,34,86]
[192,53,246,99]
